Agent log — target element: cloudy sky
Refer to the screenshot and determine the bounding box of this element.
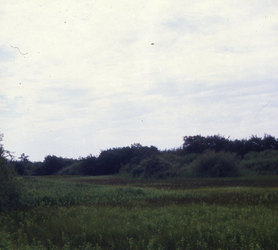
[1,0,278,161]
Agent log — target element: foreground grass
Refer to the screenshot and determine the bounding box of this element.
[1,176,278,249]
[1,204,278,249]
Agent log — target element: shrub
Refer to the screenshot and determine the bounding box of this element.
[119,162,137,175]
[240,150,278,175]
[131,165,145,177]
[58,162,82,175]
[14,161,25,175]
[0,135,22,212]
[0,165,23,212]
[141,156,172,178]
[190,150,240,178]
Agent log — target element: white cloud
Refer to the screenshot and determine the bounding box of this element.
[1,0,278,161]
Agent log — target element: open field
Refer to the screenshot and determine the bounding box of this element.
[1,176,278,249]
[70,175,278,189]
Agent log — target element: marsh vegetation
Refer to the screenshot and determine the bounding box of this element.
[0,176,278,249]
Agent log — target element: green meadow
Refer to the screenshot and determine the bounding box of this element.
[1,176,278,249]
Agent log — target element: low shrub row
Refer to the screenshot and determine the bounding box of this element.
[121,149,278,178]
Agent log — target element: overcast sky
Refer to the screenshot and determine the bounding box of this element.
[1,0,278,161]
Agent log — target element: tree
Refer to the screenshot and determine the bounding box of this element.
[263,134,278,150]
[81,155,99,175]
[95,145,160,176]
[183,135,208,154]
[42,155,65,175]
[14,153,30,175]
[19,153,29,163]
[97,147,133,175]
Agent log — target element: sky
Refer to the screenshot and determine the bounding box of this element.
[1,0,278,162]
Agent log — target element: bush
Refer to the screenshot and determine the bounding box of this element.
[190,150,240,178]
[119,162,137,175]
[14,161,25,175]
[0,135,22,212]
[240,150,278,175]
[58,162,82,175]
[0,165,22,212]
[131,165,145,177]
[141,156,172,178]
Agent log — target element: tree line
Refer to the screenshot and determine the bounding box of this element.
[1,133,278,178]
[7,143,159,176]
[182,134,278,155]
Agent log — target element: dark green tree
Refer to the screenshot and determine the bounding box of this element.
[183,134,278,157]
[97,147,133,175]
[14,153,30,175]
[263,134,278,150]
[42,155,67,175]
[81,155,98,175]
[19,153,29,163]
[183,135,208,154]
[96,145,159,175]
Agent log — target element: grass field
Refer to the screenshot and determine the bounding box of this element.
[1,175,278,249]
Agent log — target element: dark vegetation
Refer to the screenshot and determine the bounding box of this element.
[0,134,22,212]
[3,133,278,179]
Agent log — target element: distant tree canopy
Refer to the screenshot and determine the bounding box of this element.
[80,155,98,175]
[183,134,278,156]
[2,133,278,177]
[81,144,159,176]
[13,153,30,175]
[24,144,160,176]
[40,155,77,175]
[0,134,7,168]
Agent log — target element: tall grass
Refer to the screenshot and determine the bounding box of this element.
[1,203,278,249]
[19,177,278,208]
[1,176,278,249]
